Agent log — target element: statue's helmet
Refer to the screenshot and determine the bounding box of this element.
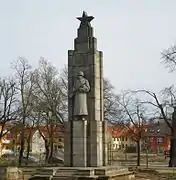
[77,71,84,77]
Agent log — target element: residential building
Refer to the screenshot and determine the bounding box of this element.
[107,125,137,150]
[31,129,45,154]
[0,124,64,155]
[146,121,170,153]
[107,121,170,153]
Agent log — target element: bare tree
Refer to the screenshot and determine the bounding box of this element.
[117,91,148,166]
[35,113,64,163]
[160,44,176,166]
[58,65,68,120]
[103,78,122,123]
[161,44,176,72]
[25,119,36,165]
[31,58,64,162]
[133,88,176,166]
[11,57,35,166]
[0,78,19,140]
[33,58,65,123]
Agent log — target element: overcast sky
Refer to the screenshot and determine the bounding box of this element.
[0,0,176,93]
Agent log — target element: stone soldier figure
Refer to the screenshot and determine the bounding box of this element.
[71,71,90,120]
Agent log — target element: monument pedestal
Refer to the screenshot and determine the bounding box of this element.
[53,166,134,180]
[87,120,107,167]
[64,120,107,167]
[72,120,87,167]
[29,166,134,180]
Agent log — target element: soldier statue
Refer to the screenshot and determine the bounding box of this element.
[70,71,90,120]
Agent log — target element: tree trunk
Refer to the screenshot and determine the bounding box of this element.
[26,127,34,165]
[169,132,176,167]
[169,109,176,167]
[136,140,140,166]
[45,140,49,163]
[49,140,54,162]
[26,138,30,165]
[19,135,24,166]
[145,149,148,168]
[19,123,25,166]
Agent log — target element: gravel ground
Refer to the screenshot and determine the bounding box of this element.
[133,169,176,180]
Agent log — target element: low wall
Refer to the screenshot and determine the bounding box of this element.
[0,167,22,180]
[0,166,36,180]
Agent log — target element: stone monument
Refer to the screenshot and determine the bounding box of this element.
[29,11,134,180]
[64,11,107,168]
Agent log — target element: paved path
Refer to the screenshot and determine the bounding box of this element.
[114,161,168,166]
[116,161,176,174]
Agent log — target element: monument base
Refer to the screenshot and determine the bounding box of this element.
[29,166,135,180]
[72,120,88,167]
[64,120,108,167]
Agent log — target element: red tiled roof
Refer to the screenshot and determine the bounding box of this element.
[107,126,127,137]
[38,125,64,138]
[4,124,64,140]
[107,125,149,138]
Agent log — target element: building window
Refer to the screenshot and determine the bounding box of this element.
[58,144,63,148]
[130,138,133,142]
[37,133,41,138]
[157,137,163,143]
[149,129,154,133]
[125,138,128,141]
[59,138,62,142]
[121,137,124,141]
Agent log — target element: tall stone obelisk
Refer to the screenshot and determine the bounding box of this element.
[29,11,134,180]
[64,11,107,167]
